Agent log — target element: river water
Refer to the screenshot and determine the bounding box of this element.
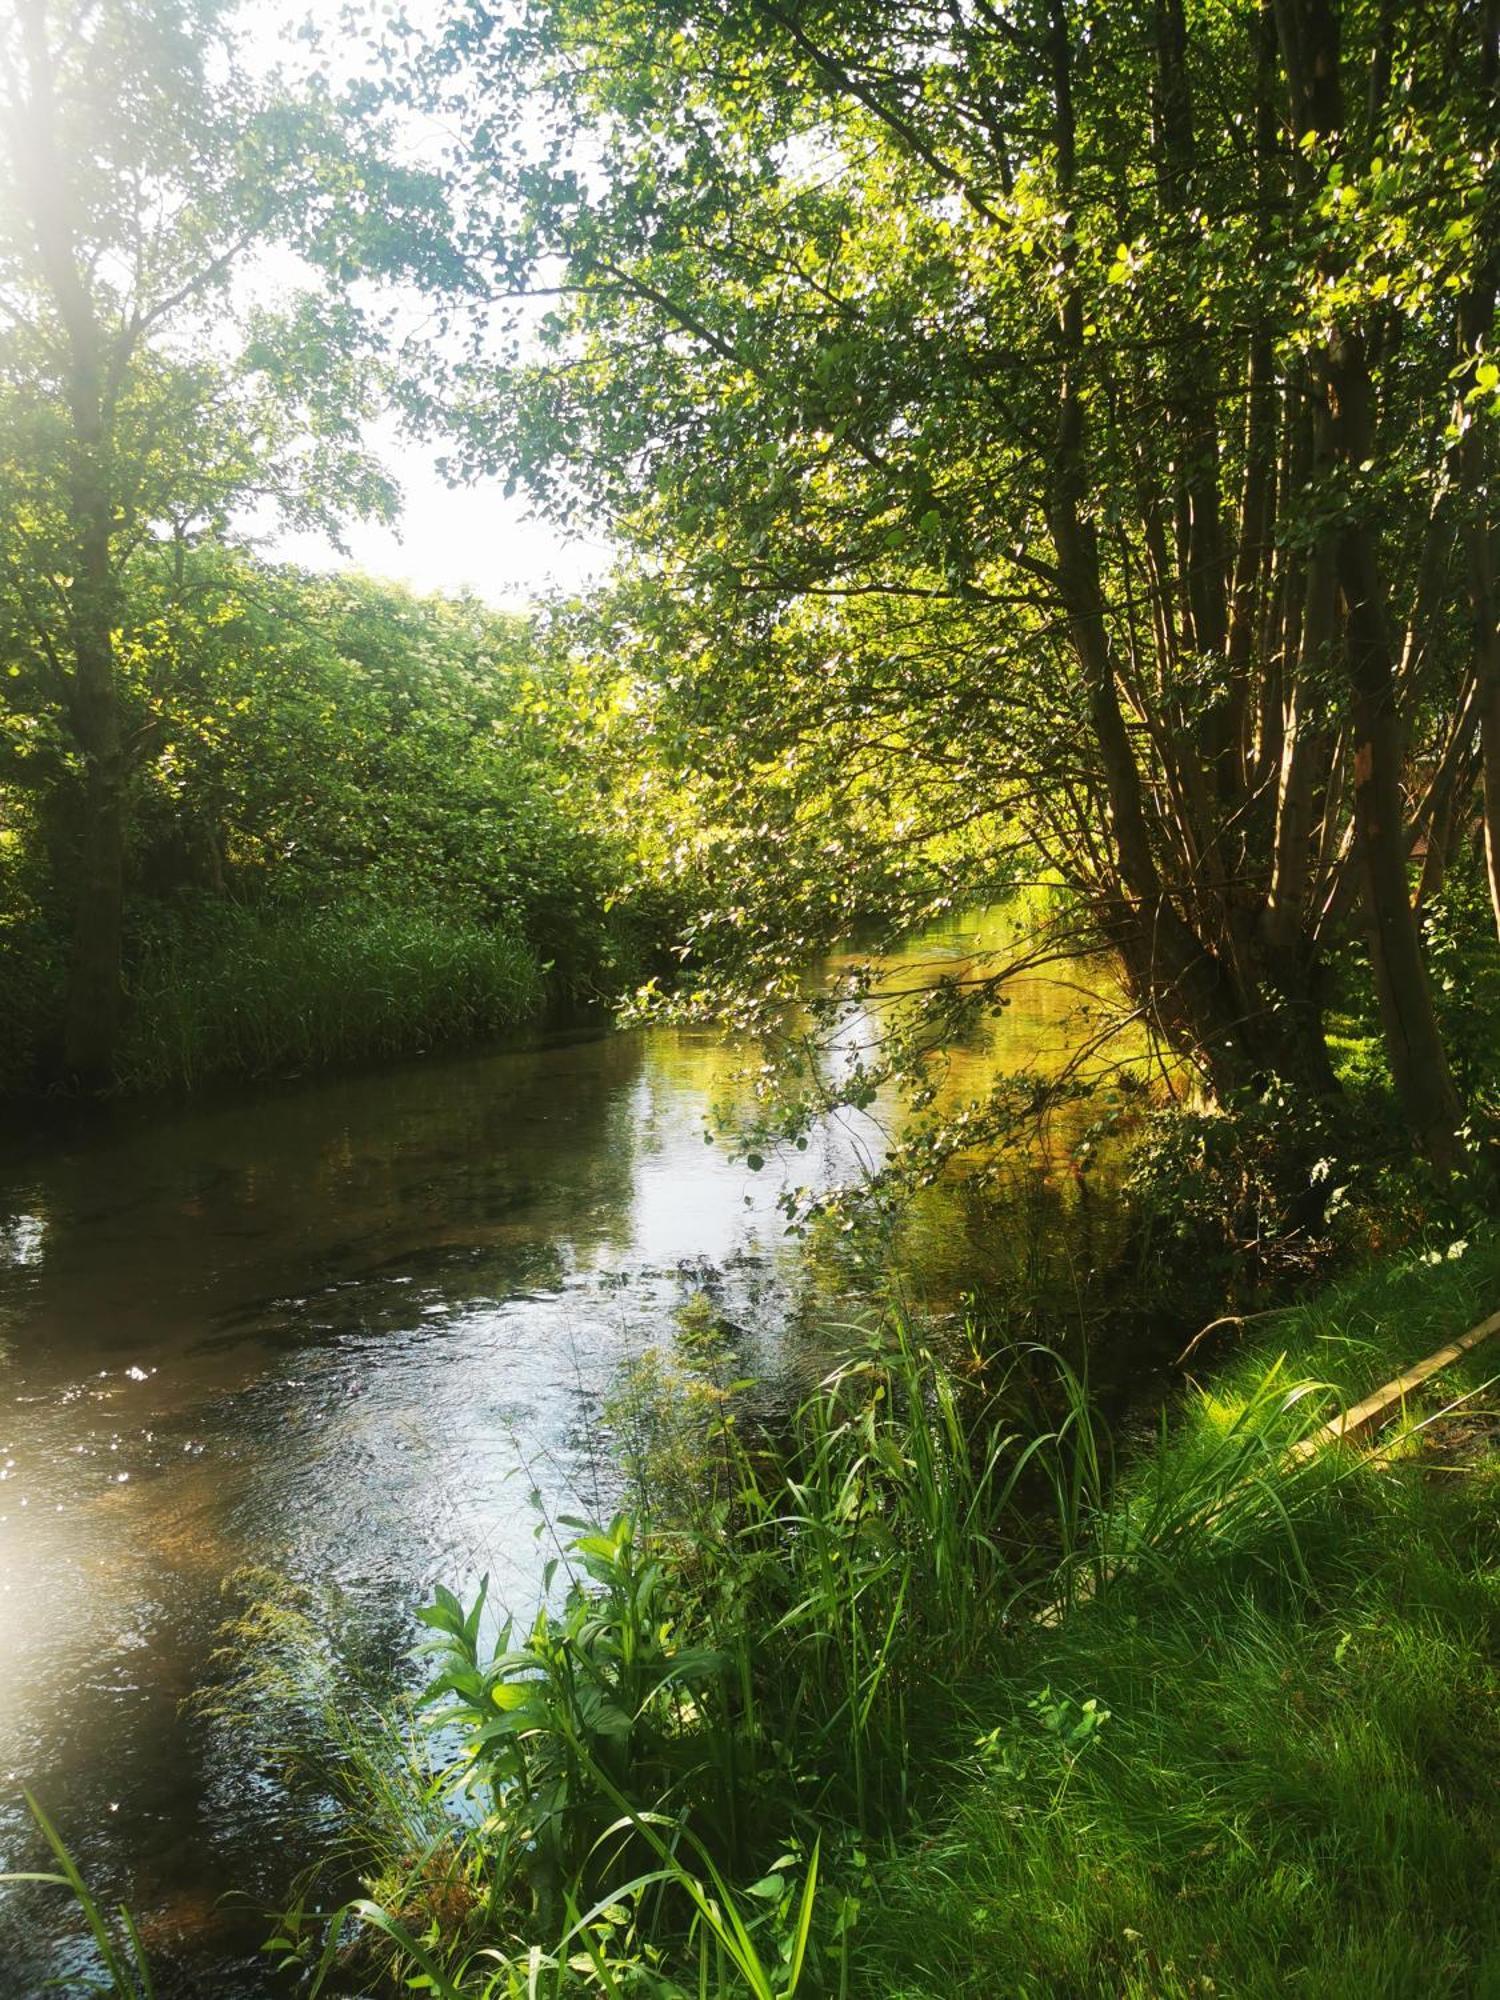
[0,914,1134,1994]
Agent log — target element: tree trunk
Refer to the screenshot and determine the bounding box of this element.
[1339,473,1467,1171]
[1274,0,1468,1171]
[59,389,127,1087]
[1450,0,1500,934]
[17,0,129,1087]
[1482,673,1500,937]
[64,658,126,1086]
[1417,743,1473,909]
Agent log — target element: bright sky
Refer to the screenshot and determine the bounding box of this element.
[237,0,611,609]
[271,439,613,610]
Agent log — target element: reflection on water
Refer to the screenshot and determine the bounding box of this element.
[0,912,1141,1994]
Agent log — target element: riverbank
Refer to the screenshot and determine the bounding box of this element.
[851,1236,1500,1999]
[228,1229,1500,1998]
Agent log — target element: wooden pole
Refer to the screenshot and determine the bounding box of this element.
[1288,1307,1500,1462]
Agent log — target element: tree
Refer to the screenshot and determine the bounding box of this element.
[0,0,453,1083]
[437,0,1500,1166]
[126,553,632,981]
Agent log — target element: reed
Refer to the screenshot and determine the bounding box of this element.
[115,902,546,1091]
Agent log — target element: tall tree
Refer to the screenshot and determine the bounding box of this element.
[438,0,1498,1165]
[0,0,451,1083]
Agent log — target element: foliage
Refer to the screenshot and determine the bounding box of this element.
[0,0,473,1078]
[1113,1082,1354,1320]
[120,560,629,979]
[0,549,666,1094]
[222,1225,1500,1996]
[242,1301,1372,1990]
[429,0,1500,1170]
[0,906,65,1096]
[1422,861,1500,1129]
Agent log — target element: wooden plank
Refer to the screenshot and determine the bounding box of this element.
[1288,1307,1500,1462]
[1035,1305,1500,1628]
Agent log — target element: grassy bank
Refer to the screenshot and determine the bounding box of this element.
[854,1242,1500,1999]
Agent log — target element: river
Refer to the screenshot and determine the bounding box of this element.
[0,912,1139,1994]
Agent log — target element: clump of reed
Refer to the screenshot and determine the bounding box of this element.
[115,901,545,1092]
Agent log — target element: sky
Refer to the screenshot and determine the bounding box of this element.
[270,435,614,609]
[238,0,612,609]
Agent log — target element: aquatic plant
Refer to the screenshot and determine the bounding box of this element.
[1,1793,155,2000]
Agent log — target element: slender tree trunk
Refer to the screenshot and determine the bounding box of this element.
[18,0,128,1087]
[1274,0,1468,1169]
[1038,0,1341,1099]
[64,622,126,1085]
[1340,505,1467,1170]
[1412,672,1479,907]
[1047,0,1261,1091]
[1482,672,1500,935]
[1455,0,1500,934]
[1417,742,1475,909]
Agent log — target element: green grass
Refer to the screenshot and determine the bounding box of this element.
[864,1505,1500,1998]
[115,901,547,1092]
[852,1237,1500,1999]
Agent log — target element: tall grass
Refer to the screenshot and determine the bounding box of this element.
[850,1235,1500,1998]
[116,902,546,1092]
[1,1792,155,2000]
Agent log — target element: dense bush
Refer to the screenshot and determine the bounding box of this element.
[0,554,667,1095]
[0,911,65,1097]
